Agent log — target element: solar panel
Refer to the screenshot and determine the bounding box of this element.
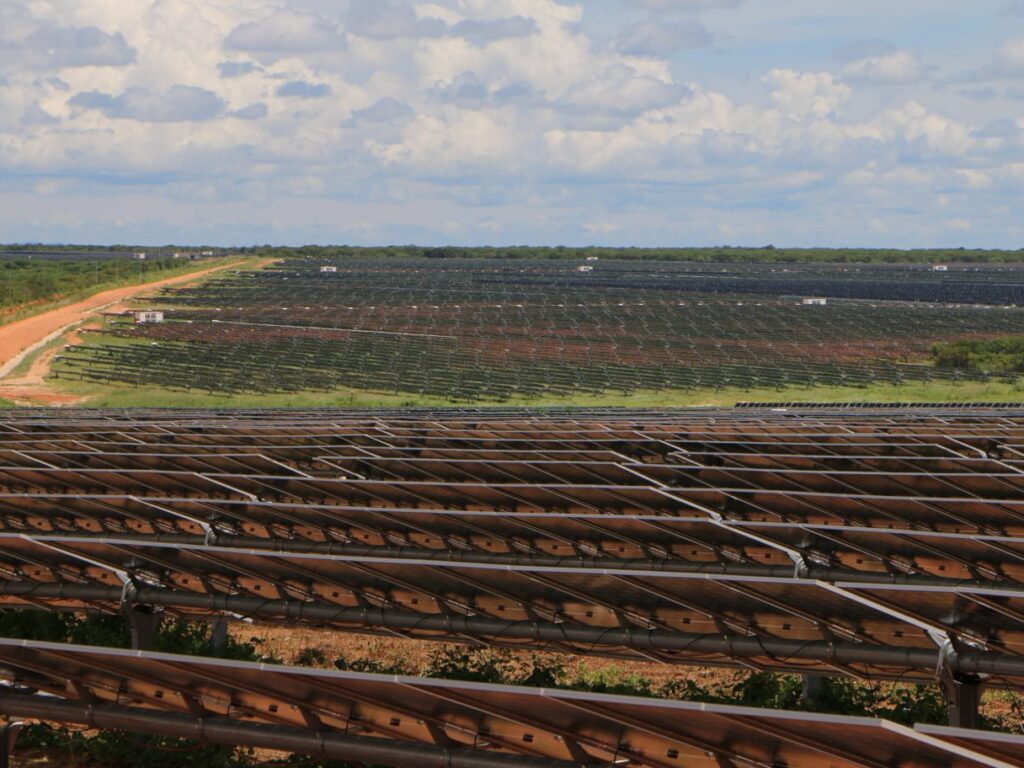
[2,534,1024,687]
[916,725,1024,766]
[0,639,1013,768]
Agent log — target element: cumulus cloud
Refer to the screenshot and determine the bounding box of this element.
[0,5,135,69]
[994,37,1024,76]
[566,64,690,116]
[766,69,851,119]
[867,101,972,157]
[842,50,926,85]
[69,85,225,122]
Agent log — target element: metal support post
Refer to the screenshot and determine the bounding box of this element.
[211,618,228,656]
[130,606,159,651]
[800,674,825,708]
[936,637,985,729]
[0,722,22,768]
[941,672,984,730]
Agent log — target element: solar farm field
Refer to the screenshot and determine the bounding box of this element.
[51,258,1024,404]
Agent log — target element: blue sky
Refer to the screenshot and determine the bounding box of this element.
[1,0,1023,248]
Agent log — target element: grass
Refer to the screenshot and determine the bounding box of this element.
[42,376,1024,409]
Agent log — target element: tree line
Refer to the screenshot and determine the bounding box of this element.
[6,243,1024,264]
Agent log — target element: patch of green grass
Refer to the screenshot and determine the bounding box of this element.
[44,376,1024,409]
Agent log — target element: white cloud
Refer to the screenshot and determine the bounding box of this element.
[867,101,973,157]
[765,69,851,120]
[994,37,1024,76]
[0,5,135,69]
[69,85,225,122]
[843,50,926,84]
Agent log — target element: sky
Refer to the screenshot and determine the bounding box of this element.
[1,0,1023,248]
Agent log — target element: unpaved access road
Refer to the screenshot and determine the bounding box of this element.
[0,259,269,402]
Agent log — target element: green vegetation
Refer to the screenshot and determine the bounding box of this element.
[0,255,242,322]
[8,243,1024,263]
[234,244,1024,263]
[43,376,1024,409]
[933,336,1024,376]
[340,645,991,730]
[0,610,274,663]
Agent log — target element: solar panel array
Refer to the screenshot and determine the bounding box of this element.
[1,407,1024,765]
[55,258,1024,398]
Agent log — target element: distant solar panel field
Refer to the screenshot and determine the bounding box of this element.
[54,258,1024,399]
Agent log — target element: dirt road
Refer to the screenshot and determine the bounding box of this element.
[0,328,88,405]
[0,259,269,401]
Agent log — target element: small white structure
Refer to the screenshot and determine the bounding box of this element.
[802,297,828,306]
[134,310,164,324]
[320,266,338,274]
[576,265,594,273]
[133,252,147,260]
[200,250,215,257]
[586,256,599,262]
[932,264,949,272]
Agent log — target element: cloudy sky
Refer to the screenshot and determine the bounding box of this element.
[2,0,1023,247]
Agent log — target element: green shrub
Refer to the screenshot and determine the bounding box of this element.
[422,645,564,687]
[294,646,328,666]
[571,664,655,697]
[933,337,1024,375]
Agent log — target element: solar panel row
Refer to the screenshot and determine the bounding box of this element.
[3,534,1024,686]
[0,638,1014,768]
